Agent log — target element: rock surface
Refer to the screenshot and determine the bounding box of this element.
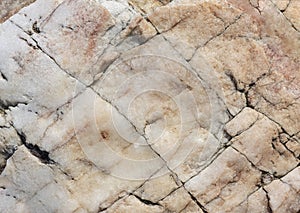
[0,0,299,212]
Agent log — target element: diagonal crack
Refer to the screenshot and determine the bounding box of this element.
[14,128,55,165]
[268,0,300,33]
[225,111,262,138]
[98,166,165,211]
[98,193,128,212]
[10,19,83,84]
[10,20,153,144]
[189,13,244,61]
[0,70,8,81]
[183,185,208,213]
[131,193,163,207]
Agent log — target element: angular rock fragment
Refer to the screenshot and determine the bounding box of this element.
[148,2,242,60]
[159,187,195,212]
[283,0,300,31]
[286,137,300,158]
[232,188,270,213]
[0,146,80,212]
[226,107,299,176]
[264,167,300,212]
[185,147,261,212]
[134,173,180,203]
[0,126,21,172]
[0,20,84,115]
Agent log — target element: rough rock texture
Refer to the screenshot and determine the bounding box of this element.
[0,0,299,212]
[0,0,36,23]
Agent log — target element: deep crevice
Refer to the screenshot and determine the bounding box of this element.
[245,90,255,109]
[18,36,38,50]
[183,187,208,213]
[16,130,55,164]
[131,193,162,206]
[0,71,8,81]
[0,99,28,110]
[32,21,41,33]
[225,71,245,93]
[262,187,273,213]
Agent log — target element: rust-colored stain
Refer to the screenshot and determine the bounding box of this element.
[71,5,113,57]
[100,130,109,140]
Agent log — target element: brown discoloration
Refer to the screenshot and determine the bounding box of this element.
[101,131,109,140]
[13,49,37,75]
[0,0,36,23]
[60,0,114,58]
[227,0,264,23]
[83,9,113,57]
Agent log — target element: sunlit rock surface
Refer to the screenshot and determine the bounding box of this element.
[0,0,299,212]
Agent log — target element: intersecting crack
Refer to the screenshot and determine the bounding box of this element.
[8,18,232,206]
[1,1,299,212]
[277,0,291,12]
[189,13,244,61]
[269,0,300,33]
[249,0,262,14]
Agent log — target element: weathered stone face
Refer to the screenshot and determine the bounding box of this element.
[0,0,36,23]
[0,0,299,212]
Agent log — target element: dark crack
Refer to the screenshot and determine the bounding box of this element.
[182,145,227,182]
[230,146,268,176]
[98,194,128,212]
[18,36,38,50]
[183,185,208,213]
[0,99,28,110]
[280,137,299,159]
[0,145,18,174]
[262,187,273,213]
[131,193,163,207]
[187,13,243,62]
[0,70,8,81]
[225,111,261,138]
[225,71,245,93]
[16,130,55,164]
[5,3,298,212]
[10,20,84,85]
[249,0,262,15]
[10,20,146,143]
[99,166,165,212]
[32,21,41,33]
[269,0,300,33]
[278,0,291,12]
[201,13,243,48]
